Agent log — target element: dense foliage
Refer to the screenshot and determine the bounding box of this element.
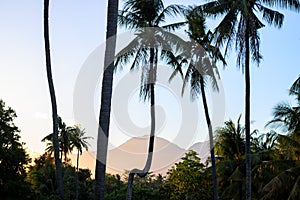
[0,100,31,199]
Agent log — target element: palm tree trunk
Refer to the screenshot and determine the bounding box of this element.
[199,75,218,200]
[126,173,134,200]
[75,149,80,200]
[245,21,251,200]
[94,0,119,199]
[126,48,157,200]
[43,0,64,199]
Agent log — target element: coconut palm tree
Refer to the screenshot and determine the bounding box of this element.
[260,77,300,199]
[166,7,226,199]
[71,126,92,200]
[42,117,76,163]
[58,118,76,162]
[116,1,186,199]
[43,0,63,198]
[200,1,300,199]
[214,116,246,199]
[267,76,300,136]
[167,9,222,199]
[94,0,119,199]
[215,116,246,163]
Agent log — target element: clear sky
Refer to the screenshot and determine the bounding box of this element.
[0,0,299,154]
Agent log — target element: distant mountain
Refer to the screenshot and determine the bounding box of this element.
[69,137,211,176]
[106,136,186,175]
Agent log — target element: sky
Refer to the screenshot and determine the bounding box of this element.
[0,0,299,156]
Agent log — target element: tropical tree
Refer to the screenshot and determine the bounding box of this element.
[116,1,185,199]
[200,1,300,199]
[42,117,76,163]
[165,150,212,200]
[0,100,31,199]
[268,76,300,128]
[94,0,119,199]
[168,7,227,199]
[43,0,64,198]
[215,116,246,164]
[42,122,92,199]
[71,126,92,200]
[258,77,300,199]
[28,153,94,200]
[266,75,300,159]
[214,116,257,199]
[58,118,76,162]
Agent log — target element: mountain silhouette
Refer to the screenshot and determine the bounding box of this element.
[69,136,210,176]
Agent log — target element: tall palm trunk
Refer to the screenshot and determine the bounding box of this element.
[199,75,218,200]
[245,21,251,200]
[43,0,64,199]
[126,48,157,200]
[75,149,80,200]
[94,0,119,199]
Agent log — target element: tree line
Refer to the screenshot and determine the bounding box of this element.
[0,76,299,199]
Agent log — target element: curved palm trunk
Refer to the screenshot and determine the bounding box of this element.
[75,149,80,200]
[44,0,64,199]
[245,21,251,200]
[126,48,157,200]
[199,75,218,200]
[126,173,135,200]
[94,0,119,199]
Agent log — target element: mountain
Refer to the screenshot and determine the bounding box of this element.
[106,136,186,175]
[69,137,210,176]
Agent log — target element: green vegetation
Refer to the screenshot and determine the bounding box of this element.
[0,100,31,199]
[1,77,300,199]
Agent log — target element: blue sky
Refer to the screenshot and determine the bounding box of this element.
[0,0,299,154]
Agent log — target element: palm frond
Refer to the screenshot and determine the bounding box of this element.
[258,4,284,28]
[277,134,300,150]
[201,1,232,17]
[214,10,238,58]
[262,166,300,199]
[161,21,187,31]
[260,0,300,12]
[155,4,187,25]
[115,36,142,69]
[289,75,300,97]
[288,176,300,200]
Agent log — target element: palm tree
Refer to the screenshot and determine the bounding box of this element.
[260,77,300,198]
[43,0,64,198]
[267,76,300,136]
[94,0,119,199]
[200,1,300,199]
[71,126,92,200]
[215,116,246,163]
[42,116,76,163]
[168,8,226,199]
[116,1,185,199]
[215,116,246,199]
[58,118,76,162]
[265,75,300,159]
